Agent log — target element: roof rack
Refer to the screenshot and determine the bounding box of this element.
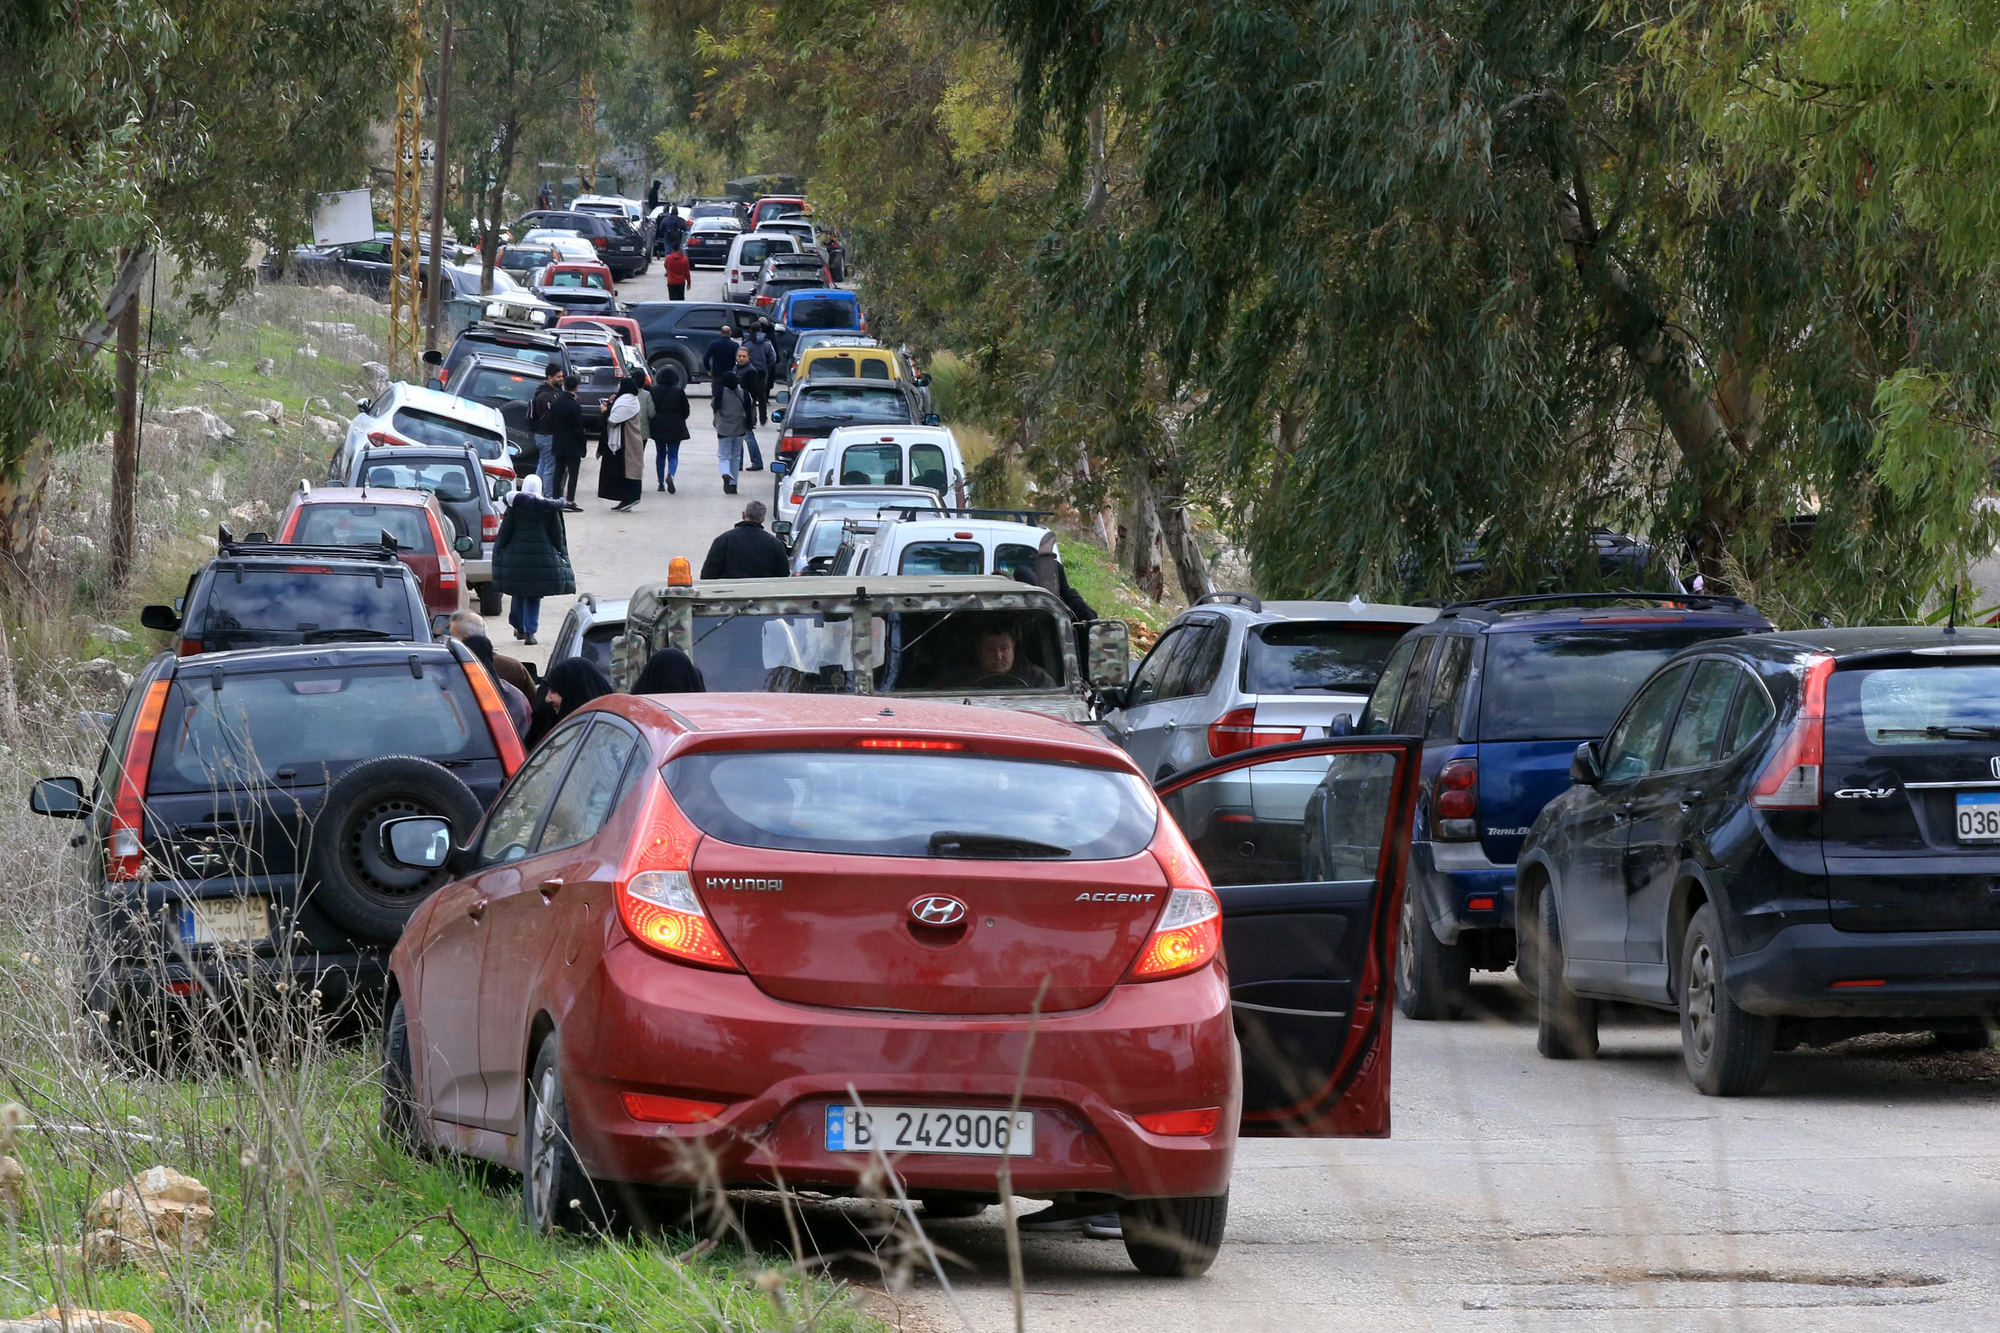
[217,524,403,562]
[879,506,1054,525]
[1440,590,1757,615]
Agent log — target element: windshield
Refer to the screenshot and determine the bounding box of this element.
[798,492,940,529]
[459,367,539,403]
[193,569,415,652]
[794,387,910,427]
[291,504,434,553]
[685,607,1066,693]
[1480,627,1746,741]
[788,296,858,330]
[899,542,984,575]
[546,269,609,290]
[1841,666,2000,744]
[664,750,1155,859]
[1248,622,1413,694]
[355,457,480,502]
[390,408,505,459]
[152,662,486,792]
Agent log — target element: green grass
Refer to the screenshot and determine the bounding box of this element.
[1059,539,1172,638]
[0,1049,884,1333]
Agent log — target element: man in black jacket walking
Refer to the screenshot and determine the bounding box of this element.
[702,324,741,383]
[546,374,587,510]
[700,500,789,579]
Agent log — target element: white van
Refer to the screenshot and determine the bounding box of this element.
[817,426,970,507]
[725,231,803,302]
[832,514,1052,579]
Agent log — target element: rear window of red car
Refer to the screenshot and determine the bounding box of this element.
[663,749,1157,860]
[292,503,434,553]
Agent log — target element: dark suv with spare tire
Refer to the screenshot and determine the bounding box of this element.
[30,640,524,1053]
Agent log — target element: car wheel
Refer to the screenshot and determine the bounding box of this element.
[523,1035,616,1235]
[1395,888,1468,1020]
[304,756,484,945]
[1513,915,1542,999]
[917,1195,990,1219]
[1119,1193,1227,1277]
[477,582,502,616]
[1534,889,1598,1059]
[1679,903,1775,1096]
[381,996,430,1157]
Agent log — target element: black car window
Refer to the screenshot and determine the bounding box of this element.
[787,296,859,330]
[809,356,860,378]
[356,457,480,502]
[1721,677,1774,758]
[537,720,642,855]
[390,408,505,458]
[1479,627,1751,742]
[1424,636,1475,742]
[665,750,1155,860]
[478,721,587,865]
[565,343,618,370]
[910,444,949,494]
[679,307,730,332]
[1175,623,1230,700]
[151,660,490,793]
[994,543,1037,579]
[1599,663,1692,783]
[1127,627,1189,708]
[460,366,540,404]
[193,568,415,652]
[1357,636,1421,734]
[346,241,390,263]
[1663,659,1742,770]
[835,444,902,485]
[1390,636,1440,735]
[795,387,910,425]
[292,504,434,553]
[1246,621,1413,695]
[898,542,983,575]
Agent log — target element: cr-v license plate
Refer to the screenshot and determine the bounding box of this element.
[824,1105,1033,1156]
[1956,793,2000,841]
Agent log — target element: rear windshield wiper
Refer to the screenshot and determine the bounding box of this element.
[927,830,1071,859]
[300,628,402,643]
[1874,725,2000,740]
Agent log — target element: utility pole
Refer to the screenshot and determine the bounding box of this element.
[109,262,148,586]
[424,1,455,347]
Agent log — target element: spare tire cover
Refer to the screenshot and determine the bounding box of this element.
[304,755,483,945]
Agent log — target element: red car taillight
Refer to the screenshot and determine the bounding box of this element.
[459,662,525,774]
[592,236,607,250]
[780,434,810,455]
[1206,707,1305,758]
[623,1092,727,1124]
[1752,655,1834,809]
[367,430,411,448]
[1433,757,1478,840]
[1135,1107,1221,1136]
[480,513,500,541]
[615,781,740,970]
[175,641,203,657]
[109,681,170,881]
[1130,815,1221,981]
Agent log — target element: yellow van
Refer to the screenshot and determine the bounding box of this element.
[795,343,904,384]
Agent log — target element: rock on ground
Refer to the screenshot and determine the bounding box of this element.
[157,405,235,442]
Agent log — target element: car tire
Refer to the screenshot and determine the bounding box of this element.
[1535,889,1598,1059]
[917,1195,990,1219]
[304,756,484,946]
[1679,903,1775,1096]
[381,995,430,1157]
[524,1035,616,1235]
[477,582,502,616]
[1119,1193,1227,1277]
[1396,888,1468,1020]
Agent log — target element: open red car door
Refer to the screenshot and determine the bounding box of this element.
[1156,736,1421,1137]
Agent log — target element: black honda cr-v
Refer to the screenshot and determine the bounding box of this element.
[30,640,523,1057]
[1518,625,2000,1095]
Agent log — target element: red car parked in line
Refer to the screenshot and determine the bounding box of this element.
[276,484,471,620]
[380,696,1418,1274]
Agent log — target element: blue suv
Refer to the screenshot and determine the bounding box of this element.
[1353,593,1772,1018]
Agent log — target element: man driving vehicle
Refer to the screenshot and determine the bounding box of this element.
[942,622,1055,690]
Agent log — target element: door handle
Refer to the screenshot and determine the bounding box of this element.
[539,878,564,900]
[1679,790,1706,811]
[466,898,488,921]
[1163,720,1178,732]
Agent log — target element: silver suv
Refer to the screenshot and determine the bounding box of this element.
[1100,593,1437,780]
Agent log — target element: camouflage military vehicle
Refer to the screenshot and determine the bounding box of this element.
[612,575,1129,721]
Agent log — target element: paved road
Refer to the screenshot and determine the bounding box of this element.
[507,259,778,669]
[879,978,2000,1332]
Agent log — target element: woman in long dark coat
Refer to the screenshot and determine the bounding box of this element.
[525,657,614,748]
[597,376,646,510]
[490,474,575,646]
[650,374,691,493]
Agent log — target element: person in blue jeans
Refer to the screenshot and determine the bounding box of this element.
[529,362,562,492]
[650,373,690,493]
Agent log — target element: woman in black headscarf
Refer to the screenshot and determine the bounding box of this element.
[632,647,706,694]
[525,656,615,748]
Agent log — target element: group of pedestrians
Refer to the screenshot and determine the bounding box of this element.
[701,319,779,494]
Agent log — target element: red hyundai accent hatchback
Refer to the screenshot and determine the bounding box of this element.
[382,695,1418,1275]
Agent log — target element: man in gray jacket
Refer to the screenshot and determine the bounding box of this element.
[712,369,756,495]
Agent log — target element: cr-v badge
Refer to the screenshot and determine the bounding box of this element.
[1832,787,1896,799]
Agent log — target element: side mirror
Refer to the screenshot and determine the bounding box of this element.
[916,373,932,387]
[1096,684,1129,713]
[30,776,87,819]
[769,408,784,423]
[772,519,792,540]
[1084,619,1131,688]
[381,815,453,869]
[1569,740,1603,786]
[771,458,789,477]
[923,412,941,426]
[356,399,373,414]
[140,604,181,632]
[455,535,476,555]
[1328,712,1354,738]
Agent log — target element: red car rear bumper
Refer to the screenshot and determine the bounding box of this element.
[559,941,1239,1201]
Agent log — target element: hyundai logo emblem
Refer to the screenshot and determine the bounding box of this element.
[910,895,968,927]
